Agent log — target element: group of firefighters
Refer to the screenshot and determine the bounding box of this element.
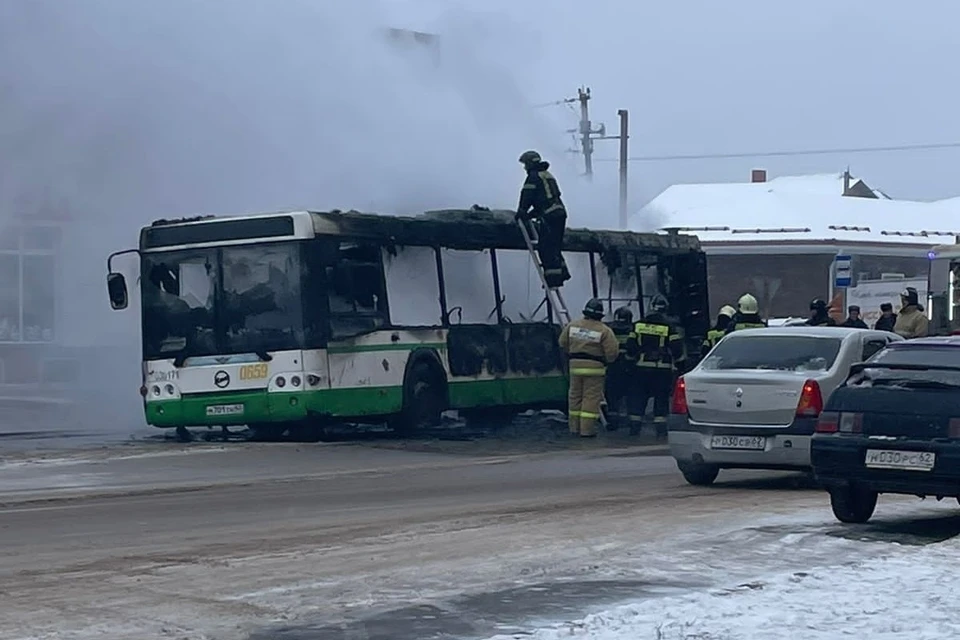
[556,287,932,439]
[512,148,932,440]
[557,293,764,439]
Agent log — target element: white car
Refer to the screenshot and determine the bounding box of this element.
[667,326,904,486]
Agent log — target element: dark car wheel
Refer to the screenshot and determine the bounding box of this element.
[829,485,879,523]
[677,460,720,486]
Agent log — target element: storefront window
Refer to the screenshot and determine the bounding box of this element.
[0,224,59,343]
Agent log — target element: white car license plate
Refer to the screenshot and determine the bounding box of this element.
[206,403,244,417]
[710,435,766,450]
[864,449,935,471]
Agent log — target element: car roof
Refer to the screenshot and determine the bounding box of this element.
[723,326,877,339]
[887,336,960,348]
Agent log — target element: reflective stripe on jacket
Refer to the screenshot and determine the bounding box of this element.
[558,317,619,374]
[702,328,726,354]
[627,315,685,370]
[519,167,566,219]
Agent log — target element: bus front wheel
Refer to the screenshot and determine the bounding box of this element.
[393,359,446,435]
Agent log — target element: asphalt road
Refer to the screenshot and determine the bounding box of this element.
[0,441,945,640]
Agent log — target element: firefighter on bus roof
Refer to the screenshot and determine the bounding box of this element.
[515,150,571,288]
[558,298,619,438]
[626,294,686,440]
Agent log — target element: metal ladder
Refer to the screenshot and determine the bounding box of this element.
[517,219,571,326]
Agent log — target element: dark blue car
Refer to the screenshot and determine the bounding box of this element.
[811,336,960,523]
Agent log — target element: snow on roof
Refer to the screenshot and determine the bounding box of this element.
[634,173,960,245]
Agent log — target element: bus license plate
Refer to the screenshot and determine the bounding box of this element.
[206,403,244,417]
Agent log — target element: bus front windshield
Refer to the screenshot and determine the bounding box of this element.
[141,243,304,360]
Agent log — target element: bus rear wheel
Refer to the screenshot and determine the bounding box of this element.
[393,360,446,435]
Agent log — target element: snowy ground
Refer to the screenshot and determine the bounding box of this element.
[3,440,960,639]
[486,525,960,640]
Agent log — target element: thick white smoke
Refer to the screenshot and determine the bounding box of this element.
[2,0,621,436]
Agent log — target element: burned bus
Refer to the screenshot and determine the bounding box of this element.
[105,208,708,439]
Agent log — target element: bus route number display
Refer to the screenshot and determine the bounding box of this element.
[239,364,269,380]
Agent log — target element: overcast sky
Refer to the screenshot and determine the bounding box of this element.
[4,0,958,236]
[387,0,960,207]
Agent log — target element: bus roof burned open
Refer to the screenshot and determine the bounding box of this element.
[128,207,709,337]
[139,208,702,256]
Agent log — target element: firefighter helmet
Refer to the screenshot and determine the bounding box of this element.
[738,293,759,315]
[649,294,669,313]
[518,150,542,166]
[614,306,633,323]
[583,298,605,320]
[719,305,736,318]
[901,287,919,306]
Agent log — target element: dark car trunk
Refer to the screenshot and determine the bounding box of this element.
[829,386,960,439]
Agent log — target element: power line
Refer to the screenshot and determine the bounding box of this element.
[591,141,960,163]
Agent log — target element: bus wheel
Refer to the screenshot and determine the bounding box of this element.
[395,360,446,435]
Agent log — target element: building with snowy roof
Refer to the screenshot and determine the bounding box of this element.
[634,169,960,322]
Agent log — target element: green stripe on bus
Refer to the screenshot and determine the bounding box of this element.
[326,342,447,354]
[144,374,568,428]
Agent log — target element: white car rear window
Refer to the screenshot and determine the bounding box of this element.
[701,335,843,372]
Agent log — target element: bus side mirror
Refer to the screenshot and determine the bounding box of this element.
[107,272,129,310]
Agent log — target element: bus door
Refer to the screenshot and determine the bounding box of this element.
[658,251,710,368]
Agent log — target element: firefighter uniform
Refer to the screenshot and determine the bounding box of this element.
[559,298,619,437]
[626,295,686,439]
[605,306,636,430]
[702,304,735,357]
[516,150,570,288]
[725,293,767,333]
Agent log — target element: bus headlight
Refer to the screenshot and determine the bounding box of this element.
[165,384,175,395]
[276,376,286,388]
[307,374,320,387]
[291,375,301,387]
[152,385,161,396]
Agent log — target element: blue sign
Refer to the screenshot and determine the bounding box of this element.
[834,254,852,288]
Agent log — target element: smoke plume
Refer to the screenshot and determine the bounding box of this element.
[2,0,621,437]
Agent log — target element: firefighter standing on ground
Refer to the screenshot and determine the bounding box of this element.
[605,306,637,430]
[806,298,837,326]
[626,294,686,440]
[558,298,619,438]
[894,287,929,338]
[515,150,571,287]
[702,305,736,356]
[725,294,767,333]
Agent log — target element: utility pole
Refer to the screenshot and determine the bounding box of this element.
[565,87,605,180]
[617,109,629,229]
[550,87,630,226]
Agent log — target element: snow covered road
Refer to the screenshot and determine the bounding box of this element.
[487,522,960,640]
[1,442,958,639]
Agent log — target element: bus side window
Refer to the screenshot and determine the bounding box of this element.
[441,249,498,324]
[327,242,388,338]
